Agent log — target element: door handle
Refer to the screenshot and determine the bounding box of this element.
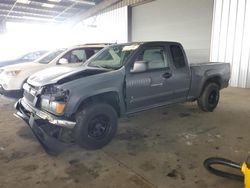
[162,72,172,79]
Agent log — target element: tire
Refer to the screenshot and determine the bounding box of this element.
[197,82,220,112]
[74,103,118,149]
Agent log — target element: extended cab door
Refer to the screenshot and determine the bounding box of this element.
[125,43,191,113]
[168,44,191,102]
[125,44,175,113]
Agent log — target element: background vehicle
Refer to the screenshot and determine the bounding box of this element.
[15,41,231,154]
[0,44,106,98]
[0,50,47,68]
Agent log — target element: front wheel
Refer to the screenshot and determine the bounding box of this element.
[197,83,220,112]
[74,103,118,149]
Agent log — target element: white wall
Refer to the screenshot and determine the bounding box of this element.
[211,0,250,88]
[131,0,214,63]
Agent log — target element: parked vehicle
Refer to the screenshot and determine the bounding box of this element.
[0,44,106,98]
[15,41,231,154]
[0,50,47,68]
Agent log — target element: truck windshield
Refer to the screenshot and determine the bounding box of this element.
[38,49,65,64]
[88,44,140,70]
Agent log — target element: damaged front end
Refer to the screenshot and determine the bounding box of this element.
[14,83,75,155]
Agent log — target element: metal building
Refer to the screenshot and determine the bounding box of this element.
[211,0,250,88]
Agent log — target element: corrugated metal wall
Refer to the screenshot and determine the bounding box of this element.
[73,6,128,43]
[211,0,250,88]
[73,1,153,43]
[91,6,128,43]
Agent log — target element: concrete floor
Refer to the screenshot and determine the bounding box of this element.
[0,87,249,188]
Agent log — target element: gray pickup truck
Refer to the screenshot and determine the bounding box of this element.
[15,41,230,154]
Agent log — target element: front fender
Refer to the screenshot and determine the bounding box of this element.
[70,89,126,117]
[62,68,126,117]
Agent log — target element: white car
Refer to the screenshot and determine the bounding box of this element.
[0,44,106,98]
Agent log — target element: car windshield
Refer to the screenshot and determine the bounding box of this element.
[38,49,65,64]
[88,44,140,70]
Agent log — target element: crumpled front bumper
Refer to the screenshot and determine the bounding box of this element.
[14,98,75,155]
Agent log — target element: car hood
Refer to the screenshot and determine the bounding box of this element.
[0,59,26,68]
[27,66,110,87]
[0,61,43,71]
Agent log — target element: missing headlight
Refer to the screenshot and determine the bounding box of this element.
[42,85,70,102]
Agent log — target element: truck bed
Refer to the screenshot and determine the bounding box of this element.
[187,62,231,101]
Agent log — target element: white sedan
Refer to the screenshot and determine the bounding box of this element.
[0,44,106,98]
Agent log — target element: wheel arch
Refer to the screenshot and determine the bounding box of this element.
[199,75,222,97]
[73,91,121,118]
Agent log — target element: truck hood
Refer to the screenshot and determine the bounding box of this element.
[28,66,110,87]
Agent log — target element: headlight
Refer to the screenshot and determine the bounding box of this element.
[4,70,21,76]
[40,85,70,115]
[41,99,66,115]
[42,85,70,102]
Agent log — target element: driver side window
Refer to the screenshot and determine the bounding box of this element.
[136,47,168,70]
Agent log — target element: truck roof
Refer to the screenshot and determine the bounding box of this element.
[108,41,182,47]
[66,43,110,49]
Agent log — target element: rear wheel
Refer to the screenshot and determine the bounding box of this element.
[74,103,118,149]
[197,82,220,112]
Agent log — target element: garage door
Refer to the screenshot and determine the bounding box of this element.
[131,0,214,63]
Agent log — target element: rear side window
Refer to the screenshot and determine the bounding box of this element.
[170,45,186,68]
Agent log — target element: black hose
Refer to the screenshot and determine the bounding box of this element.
[204,157,244,182]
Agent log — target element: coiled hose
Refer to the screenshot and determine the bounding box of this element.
[204,157,244,182]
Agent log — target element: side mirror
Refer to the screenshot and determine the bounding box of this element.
[58,58,69,65]
[130,61,147,73]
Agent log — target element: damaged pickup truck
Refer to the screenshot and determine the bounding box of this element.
[15,41,230,154]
